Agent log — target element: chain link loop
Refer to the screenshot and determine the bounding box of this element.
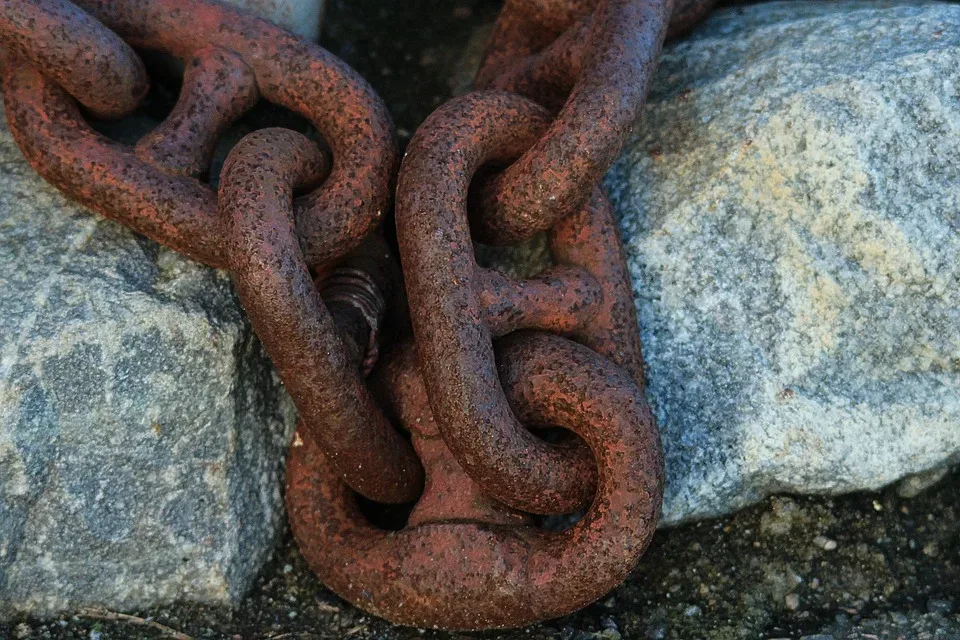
[0,0,423,503]
[0,0,715,630]
[291,0,676,627]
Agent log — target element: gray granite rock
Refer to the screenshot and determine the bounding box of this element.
[222,0,326,40]
[602,0,960,524]
[0,106,295,617]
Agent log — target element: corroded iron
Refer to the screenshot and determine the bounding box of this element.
[396,92,648,515]
[219,128,423,504]
[0,0,717,630]
[366,0,672,623]
[0,0,148,119]
[288,334,662,631]
[470,0,671,245]
[0,0,396,269]
[0,0,422,504]
[291,0,674,624]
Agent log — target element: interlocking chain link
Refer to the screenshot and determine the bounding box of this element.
[395,93,649,515]
[290,0,706,629]
[2,0,397,270]
[0,0,714,631]
[0,0,423,504]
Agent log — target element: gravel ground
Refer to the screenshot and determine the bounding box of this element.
[2,0,958,638]
[3,468,957,639]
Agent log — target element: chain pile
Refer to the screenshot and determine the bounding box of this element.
[0,0,713,631]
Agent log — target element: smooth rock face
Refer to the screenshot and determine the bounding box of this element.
[0,108,295,617]
[222,0,326,41]
[604,1,960,524]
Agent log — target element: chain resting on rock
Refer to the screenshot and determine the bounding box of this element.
[0,0,714,630]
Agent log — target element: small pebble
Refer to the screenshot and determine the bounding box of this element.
[897,467,950,498]
[813,535,838,551]
[890,612,911,625]
[928,598,954,615]
[283,564,293,574]
[684,605,702,617]
[15,623,31,639]
[89,632,102,640]
[785,593,801,611]
[645,622,668,640]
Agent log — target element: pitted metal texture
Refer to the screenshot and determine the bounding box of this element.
[0,0,717,630]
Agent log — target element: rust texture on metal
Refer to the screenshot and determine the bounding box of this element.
[470,0,671,245]
[137,47,260,179]
[0,0,716,631]
[0,0,148,119]
[219,128,423,504]
[3,64,228,265]
[287,333,662,631]
[365,0,672,624]
[290,0,672,626]
[0,0,397,269]
[396,92,649,515]
[0,0,422,503]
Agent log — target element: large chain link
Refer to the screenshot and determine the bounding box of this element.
[0,0,713,631]
[291,0,688,628]
[0,0,423,504]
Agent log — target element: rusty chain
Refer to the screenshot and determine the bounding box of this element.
[0,0,714,631]
[0,0,425,505]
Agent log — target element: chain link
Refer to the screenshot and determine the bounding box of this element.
[0,0,713,630]
[0,0,421,503]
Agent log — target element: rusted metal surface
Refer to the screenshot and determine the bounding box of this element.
[219,128,423,504]
[551,186,647,389]
[0,0,422,503]
[2,64,229,266]
[397,91,647,515]
[288,333,662,630]
[0,0,397,269]
[475,0,718,116]
[318,262,388,376]
[0,0,147,119]
[377,0,672,624]
[136,47,259,179]
[0,0,716,630]
[471,0,671,245]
